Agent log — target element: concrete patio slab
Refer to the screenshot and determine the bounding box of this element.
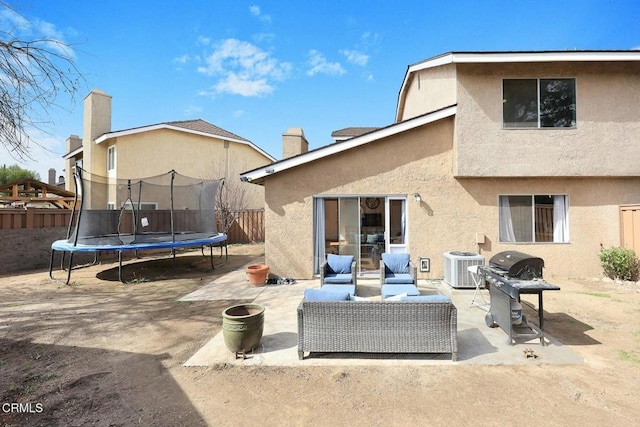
[179,262,267,302]
[184,272,584,367]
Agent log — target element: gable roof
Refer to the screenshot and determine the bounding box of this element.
[396,50,640,122]
[92,119,275,161]
[241,105,456,185]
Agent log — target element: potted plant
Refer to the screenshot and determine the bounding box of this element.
[245,264,269,286]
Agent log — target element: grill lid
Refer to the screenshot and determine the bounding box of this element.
[489,251,544,280]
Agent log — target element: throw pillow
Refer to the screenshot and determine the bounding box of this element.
[304,289,350,301]
[384,292,408,301]
[327,254,354,274]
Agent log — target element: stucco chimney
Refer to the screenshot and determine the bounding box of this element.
[282,127,308,159]
[83,89,112,175]
[48,168,56,185]
[84,89,111,141]
[65,134,82,152]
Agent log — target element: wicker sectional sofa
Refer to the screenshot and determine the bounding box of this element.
[297,299,458,361]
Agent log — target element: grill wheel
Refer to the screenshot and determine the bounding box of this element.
[485,313,498,328]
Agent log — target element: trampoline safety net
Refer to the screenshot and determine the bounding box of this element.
[67,167,223,247]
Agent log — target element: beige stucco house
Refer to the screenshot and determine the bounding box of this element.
[241,50,640,280]
[63,89,275,209]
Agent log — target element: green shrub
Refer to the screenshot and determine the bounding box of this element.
[598,246,640,281]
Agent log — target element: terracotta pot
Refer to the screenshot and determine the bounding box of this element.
[246,264,269,286]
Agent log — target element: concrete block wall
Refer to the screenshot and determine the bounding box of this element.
[1,228,68,274]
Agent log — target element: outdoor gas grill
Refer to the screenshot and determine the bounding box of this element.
[477,251,560,345]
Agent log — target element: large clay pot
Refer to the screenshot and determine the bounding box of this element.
[222,303,265,358]
[246,264,269,286]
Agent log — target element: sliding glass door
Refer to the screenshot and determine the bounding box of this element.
[359,197,385,273]
[314,196,407,275]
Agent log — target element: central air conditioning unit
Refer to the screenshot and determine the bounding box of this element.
[443,251,485,288]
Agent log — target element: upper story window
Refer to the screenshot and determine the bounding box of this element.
[503,78,576,128]
[107,146,116,171]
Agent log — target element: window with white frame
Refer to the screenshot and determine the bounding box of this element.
[120,202,157,210]
[138,202,157,210]
[107,146,116,171]
[503,78,576,128]
[499,195,569,243]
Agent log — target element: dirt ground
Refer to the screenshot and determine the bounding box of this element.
[1,244,640,426]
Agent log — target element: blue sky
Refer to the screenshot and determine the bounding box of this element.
[3,0,640,180]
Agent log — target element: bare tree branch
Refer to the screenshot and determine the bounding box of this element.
[216,178,250,234]
[199,159,251,234]
[0,3,83,160]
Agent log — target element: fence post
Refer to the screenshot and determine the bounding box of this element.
[25,208,35,229]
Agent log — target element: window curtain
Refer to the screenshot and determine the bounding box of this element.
[553,196,569,243]
[401,200,406,244]
[313,197,325,275]
[499,196,516,242]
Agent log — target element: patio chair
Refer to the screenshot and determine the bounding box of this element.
[320,254,357,296]
[379,253,419,299]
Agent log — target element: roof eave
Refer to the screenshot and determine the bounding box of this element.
[241,105,457,185]
[62,146,83,160]
[94,124,276,162]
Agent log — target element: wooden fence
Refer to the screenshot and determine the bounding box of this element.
[0,208,264,243]
[0,208,71,229]
[223,209,265,243]
[620,204,640,255]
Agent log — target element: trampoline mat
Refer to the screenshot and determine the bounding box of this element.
[51,232,227,252]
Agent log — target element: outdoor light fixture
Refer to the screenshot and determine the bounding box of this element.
[413,193,421,202]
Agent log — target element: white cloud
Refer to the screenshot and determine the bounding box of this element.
[254,32,275,43]
[173,54,190,64]
[233,109,245,118]
[249,5,272,23]
[197,38,291,97]
[183,104,203,117]
[0,6,76,58]
[213,73,273,97]
[197,36,211,46]
[306,50,346,76]
[340,49,369,66]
